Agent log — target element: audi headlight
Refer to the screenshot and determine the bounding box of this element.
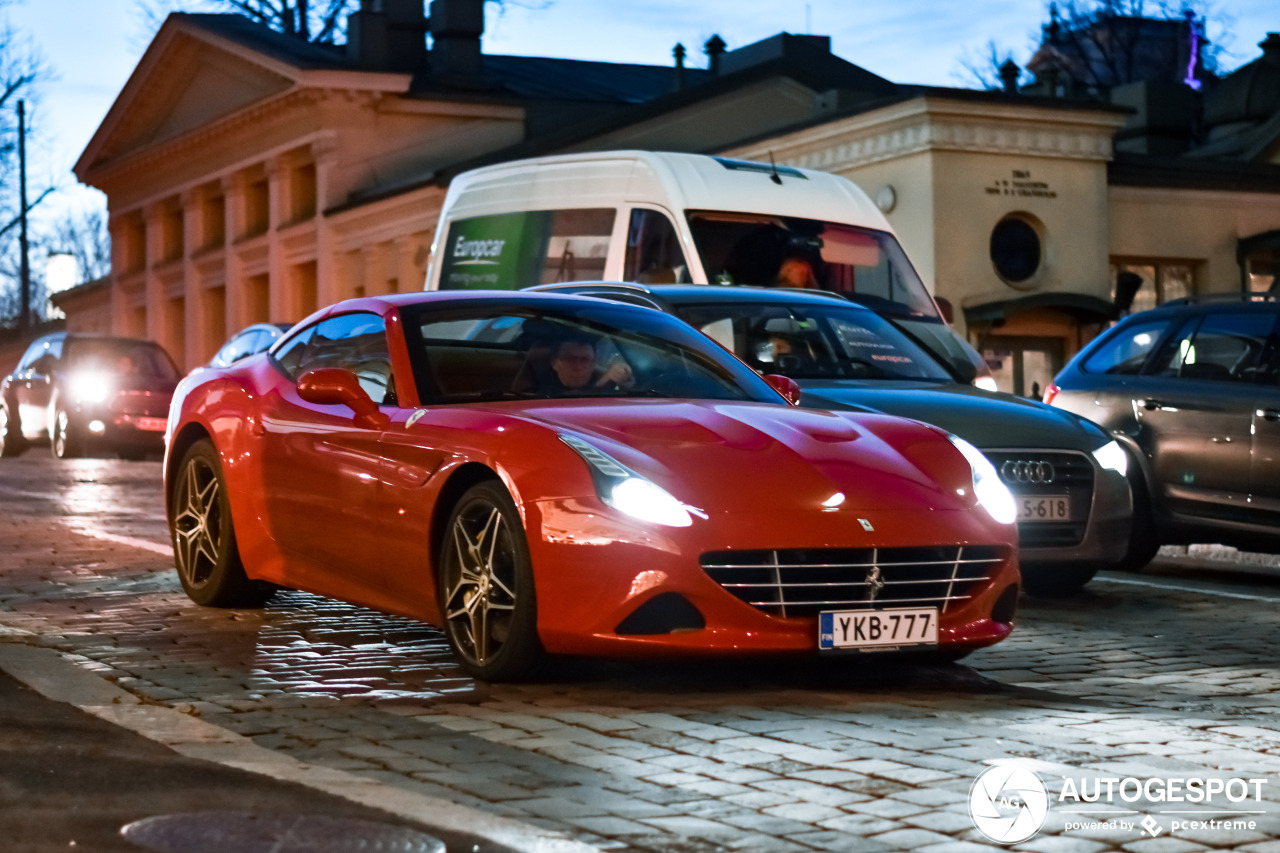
[560,434,692,528]
[69,372,111,404]
[1092,440,1128,476]
[948,435,1017,525]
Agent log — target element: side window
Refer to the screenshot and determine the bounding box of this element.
[1081,318,1173,375]
[20,337,62,374]
[624,209,689,284]
[275,313,395,405]
[436,208,616,290]
[1149,311,1276,382]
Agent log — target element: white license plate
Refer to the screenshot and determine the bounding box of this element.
[1017,494,1071,522]
[136,416,167,432]
[819,607,938,650]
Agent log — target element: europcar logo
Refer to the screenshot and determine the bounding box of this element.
[452,235,506,265]
[969,765,1050,843]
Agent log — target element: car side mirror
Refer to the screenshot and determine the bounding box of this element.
[297,367,390,430]
[764,373,803,406]
[950,357,978,385]
[31,354,56,376]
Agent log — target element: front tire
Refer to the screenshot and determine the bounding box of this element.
[1021,564,1098,597]
[438,481,543,681]
[1112,473,1159,573]
[0,403,25,457]
[169,439,272,607]
[52,408,81,459]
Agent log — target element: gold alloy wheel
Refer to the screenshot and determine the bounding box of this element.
[442,500,518,667]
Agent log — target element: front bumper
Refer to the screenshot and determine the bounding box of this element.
[525,499,1020,658]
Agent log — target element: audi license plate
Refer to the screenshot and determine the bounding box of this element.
[1017,494,1071,522]
[819,607,938,651]
[136,416,167,432]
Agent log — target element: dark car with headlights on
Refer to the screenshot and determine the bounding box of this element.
[533,283,1133,595]
[1045,294,1280,570]
[0,332,180,459]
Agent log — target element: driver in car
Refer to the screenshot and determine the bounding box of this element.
[547,337,634,392]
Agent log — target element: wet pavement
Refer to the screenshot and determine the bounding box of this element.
[1,455,1279,852]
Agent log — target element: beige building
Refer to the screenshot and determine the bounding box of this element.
[66,4,1280,399]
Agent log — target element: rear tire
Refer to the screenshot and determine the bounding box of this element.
[438,481,543,681]
[0,403,25,457]
[169,439,273,607]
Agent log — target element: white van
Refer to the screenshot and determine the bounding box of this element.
[425,150,987,380]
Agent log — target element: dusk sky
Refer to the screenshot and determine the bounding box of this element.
[7,0,1278,228]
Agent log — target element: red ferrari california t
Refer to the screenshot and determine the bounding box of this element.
[164,291,1020,680]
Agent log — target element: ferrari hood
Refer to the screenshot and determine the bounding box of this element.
[505,399,972,512]
[796,380,1107,450]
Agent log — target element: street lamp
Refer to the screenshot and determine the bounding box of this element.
[45,252,77,320]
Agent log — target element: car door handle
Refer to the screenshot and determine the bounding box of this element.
[1259,408,1280,422]
[1137,398,1170,411]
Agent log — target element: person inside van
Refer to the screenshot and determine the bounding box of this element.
[775,254,819,289]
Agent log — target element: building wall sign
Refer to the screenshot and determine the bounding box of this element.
[988,169,1058,199]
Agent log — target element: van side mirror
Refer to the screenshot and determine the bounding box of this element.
[297,367,390,430]
[764,374,803,406]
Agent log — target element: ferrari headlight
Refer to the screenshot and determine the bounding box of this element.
[948,435,1017,525]
[1092,439,1128,476]
[70,372,111,404]
[560,434,692,528]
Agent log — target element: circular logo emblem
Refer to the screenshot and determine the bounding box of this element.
[1000,460,1055,485]
[968,765,1049,844]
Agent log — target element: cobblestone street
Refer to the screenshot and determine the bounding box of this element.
[2,456,1278,853]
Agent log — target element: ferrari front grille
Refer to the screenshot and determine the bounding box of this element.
[699,545,1007,619]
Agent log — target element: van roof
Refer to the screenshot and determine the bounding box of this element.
[441,150,890,231]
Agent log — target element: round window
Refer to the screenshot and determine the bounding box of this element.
[990,217,1041,284]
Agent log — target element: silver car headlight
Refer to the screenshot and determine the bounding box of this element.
[948,435,1017,525]
[1092,440,1128,476]
[560,434,693,528]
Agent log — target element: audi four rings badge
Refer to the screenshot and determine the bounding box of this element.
[1001,460,1055,484]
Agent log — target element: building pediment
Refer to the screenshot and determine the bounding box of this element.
[111,33,293,160]
[76,18,311,179]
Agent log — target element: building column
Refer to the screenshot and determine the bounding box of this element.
[143,203,165,344]
[222,173,249,330]
[312,135,340,308]
[107,212,130,337]
[395,235,422,294]
[266,156,289,321]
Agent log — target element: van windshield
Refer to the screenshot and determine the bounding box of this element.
[686,212,941,322]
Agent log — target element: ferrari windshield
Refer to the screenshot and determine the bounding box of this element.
[685,212,941,322]
[400,300,779,404]
[675,300,954,382]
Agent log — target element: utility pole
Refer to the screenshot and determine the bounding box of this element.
[18,99,31,332]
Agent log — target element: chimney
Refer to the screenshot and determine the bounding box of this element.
[673,43,686,91]
[347,0,427,71]
[704,35,726,75]
[430,0,484,81]
[1000,59,1021,93]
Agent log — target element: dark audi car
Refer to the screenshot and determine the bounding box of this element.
[1046,294,1280,570]
[535,283,1133,595]
[1,332,180,459]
